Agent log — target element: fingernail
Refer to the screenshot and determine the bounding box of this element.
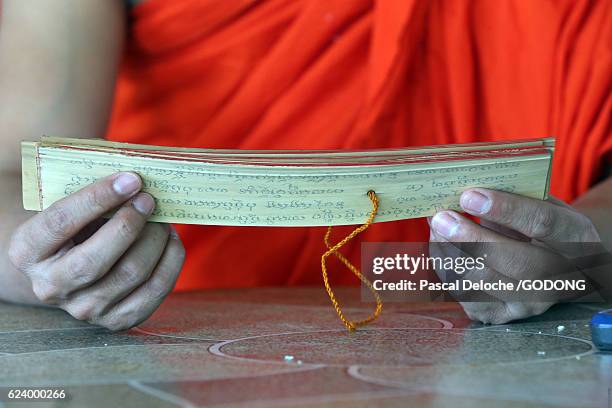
[432,212,460,239]
[132,193,154,215]
[113,173,141,195]
[461,190,491,214]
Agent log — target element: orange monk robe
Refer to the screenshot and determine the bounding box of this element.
[106,0,612,290]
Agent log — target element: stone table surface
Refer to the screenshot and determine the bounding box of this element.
[0,287,610,408]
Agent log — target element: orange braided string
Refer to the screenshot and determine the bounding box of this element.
[321,190,382,332]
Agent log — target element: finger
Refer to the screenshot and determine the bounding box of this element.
[479,219,530,242]
[462,301,553,325]
[41,193,155,297]
[460,302,521,325]
[11,172,142,267]
[429,228,522,303]
[95,234,185,331]
[546,195,575,210]
[458,188,599,244]
[461,302,511,325]
[431,210,515,243]
[62,222,170,322]
[430,210,567,281]
[430,212,592,300]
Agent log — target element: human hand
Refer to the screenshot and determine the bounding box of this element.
[8,172,185,330]
[428,188,604,324]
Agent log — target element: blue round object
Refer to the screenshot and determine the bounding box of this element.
[591,309,612,351]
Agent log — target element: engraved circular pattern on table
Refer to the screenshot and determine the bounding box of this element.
[137,302,452,341]
[211,328,593,367]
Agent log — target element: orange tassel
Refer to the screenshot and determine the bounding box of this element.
[321,191,382,331]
